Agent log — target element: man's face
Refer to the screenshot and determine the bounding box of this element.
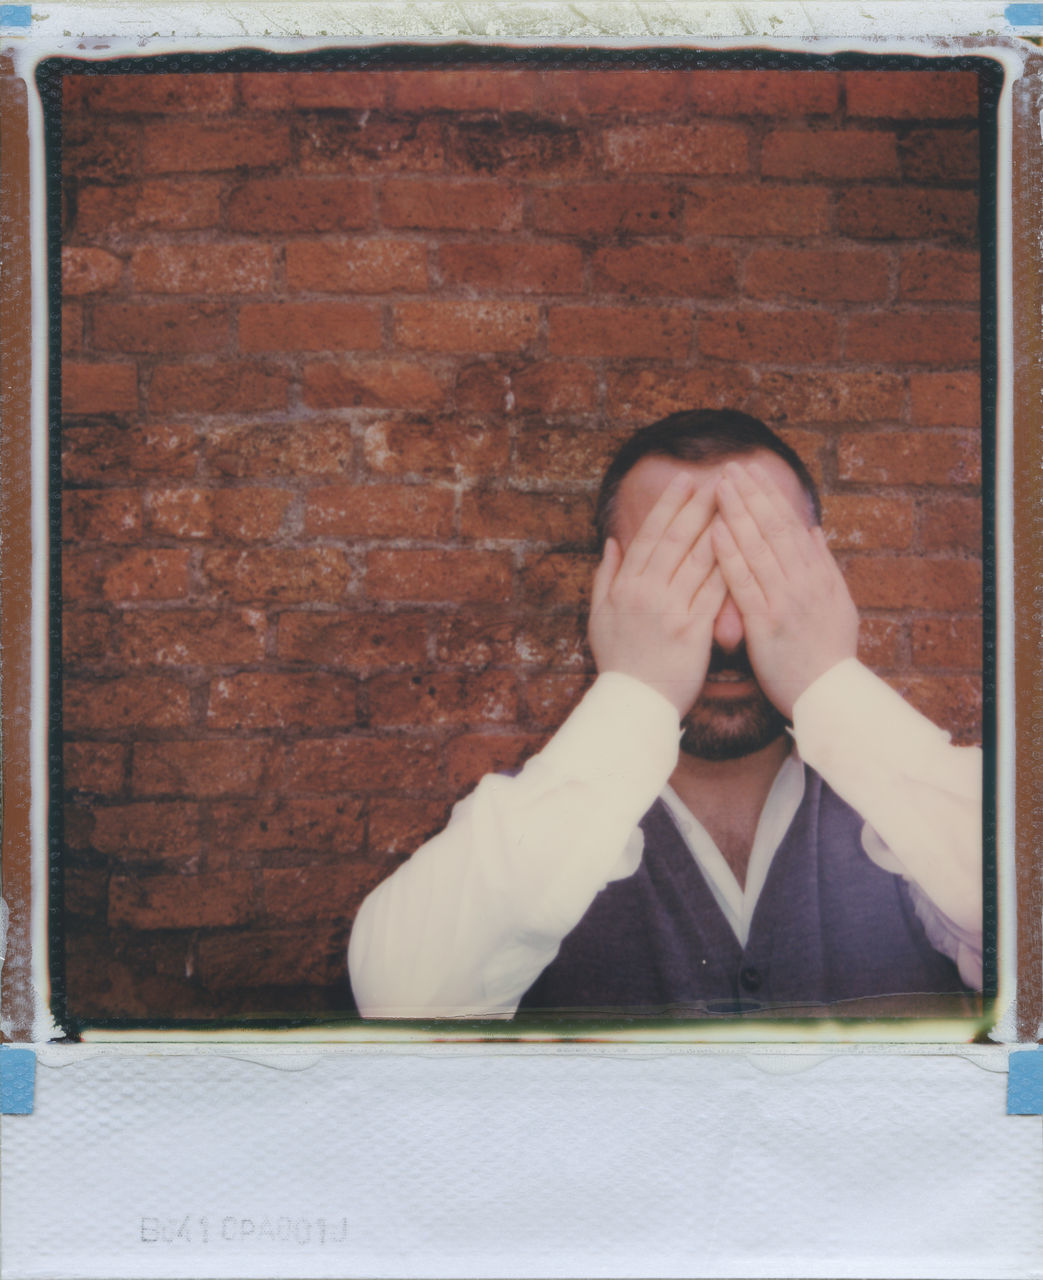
[612,450,816,761]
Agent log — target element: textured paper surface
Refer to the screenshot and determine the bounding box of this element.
[2,1047,1040,1279]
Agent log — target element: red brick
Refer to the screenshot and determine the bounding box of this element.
[434,613,589,670]
[239,302,383,353]
[299,115,444,175]
[523,672,591,727]
[132,740,273,798]
[510,362,598,416]
[64,676,193,731]
[520,552,596,610]
[381,179,522,231]
[460,490,594,545]
[286,735,441,791]
[206,422,352,478]
[76,180,222,233]
[606,367,754,423]
[752,371,904,423]
[743,248,889,303]
[207,672,356,730]
[836,188,978,241]
[388,68,538,113]
[64,71,237,115]
[366,550,512,603]
[64,742,126,794]
[303,484,454,539]
[761,129,899,179]
[62,246,123,296]
[62,548,108,602]
[920,497,982,553]
[149,362,289,414]
[62,363,138,416]
[63,489,142,542]
[899,129,979,183]
[845,313,979,365]
[143,120,290,172]
[844,70,980,120]
[592,244,735,299]
[146,488,213,538]
[899,248,979,303]
[367,670,518,727]
[193,925,350,991]
[227,177,373,233]
[262,864,374,922]
[90,800,202,862]
[394,300,539,354]
[62,120,138,183]
[686,185,832,237]
[361,419,509,480]
[366,795,448,857]
[821,495,914,551]
[439,243,584,295]
[603,123,747,175]
[201,546,353,604]
[131,245,274,294]
[889,674,982,745]
[117,608,267,667]
[549,305,690,359]
[109,872,255,929]
[910,616,982,669]
[856,617,905,669]
[512,427,629,489]
[684,69,840,116]
[909,372,981,428]
[240,70,387,111]
[101,549,192,603]
[63,611,113,664]
[529,183,680,238]
[212,488,292,541]
[701,311,839,363]
[94,302,230,354]
[302,359,447,412]
[844,556,981,611]
[449,118,594,179]
[277,612,428,672]
[446,732,543,792]
[286,239,426,292]
[769,427,827,487]
[838,431,980,486]
[63,301,84,353]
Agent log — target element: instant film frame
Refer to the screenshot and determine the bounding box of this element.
[1,4,1042,1278]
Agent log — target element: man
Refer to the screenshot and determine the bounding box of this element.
[349,410,983,1020]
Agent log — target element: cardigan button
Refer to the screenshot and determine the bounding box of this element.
[739,966,762,993]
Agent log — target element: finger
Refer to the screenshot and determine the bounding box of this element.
[711,517,769,615]
[728,460,811,578]
[715,470,786,599]
[686,563,727,628]
[669,521,716,609]
[590,537,621,613]
[645,480,717,586]
[745,460,817,570]
[623,471,695,575]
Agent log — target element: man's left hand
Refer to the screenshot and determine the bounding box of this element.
[711,459,859,718]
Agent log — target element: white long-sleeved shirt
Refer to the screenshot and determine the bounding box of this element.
[348,659,983,1018]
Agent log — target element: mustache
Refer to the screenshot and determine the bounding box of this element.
[706,643,755,678]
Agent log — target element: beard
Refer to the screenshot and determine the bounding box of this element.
[679,644,789,762]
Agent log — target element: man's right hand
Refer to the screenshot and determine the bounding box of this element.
[588,471,726,717]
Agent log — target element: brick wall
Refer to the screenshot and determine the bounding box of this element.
[59,63,984,1022]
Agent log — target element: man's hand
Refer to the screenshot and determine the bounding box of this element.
[712,459,859,718]
[588,471,727,716]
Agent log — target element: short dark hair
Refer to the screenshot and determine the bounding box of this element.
[595,408,822,547]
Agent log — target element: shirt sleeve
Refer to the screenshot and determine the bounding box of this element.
[348,672,680,1019]
[792,658,983,988]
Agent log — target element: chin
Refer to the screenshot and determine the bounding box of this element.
[679,692,789,762]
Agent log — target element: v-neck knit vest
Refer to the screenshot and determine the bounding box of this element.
[517,768,972,1017]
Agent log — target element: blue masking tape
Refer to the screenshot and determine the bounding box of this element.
[0,1047,35,1115]
[0,5,31,27]
[1006,3,1043,25]
[1007,1048,1043,1115]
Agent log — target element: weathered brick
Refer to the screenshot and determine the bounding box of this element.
[388,68,537,113]
[821,494,915,551]
[454,360,597,416]
[63,489,143,542]
[207,672,357,730]
[240,70,387,111]
[62,246,123,296]
[63,611,113,664]
[512,426,629,489]
[361,419,509,480]
[132,739,273,798]
[76,180,222,233]
[64,71,237,115]
[686,185,832,237]
[537,69,685,117]
[439,243,584,295]
[145,488,213,539]
[910,616,982,669]
[286,735,441,791]
[394,300,540,354]
[845,312,979,365]
[101,548,192,603]
[369,796,450,856]
[446,732,544,792]
[835,188,978,241]
[683,69,841,117]
[64,676,193,731]
[460,490,594,545]
[109,871,256,929]
[149,362,289,415]
[286,239,426,292]
[193,925,350,991]
[529,183,680,238]
[435,613,589,670]
[277,611,428,672]
[837,431,980,486]
[844,556,981,611]
[520,552,596,610]
[262,864,374,922]
[761,129,899,179]
[844,70,980,120]
[920,496,982,553]
[90,800,203,863]
[116,608,266,667]
[701,311,839,363]
[62,548,108,602]
[227,177,373,233]
[381,178,522,231]
[131,245,274,294]
[743,248,889,303]
[94,302,230,354]
[889,674,982,745]
[367,670,518,727]
[143,120,290,173]
[549,305,690,359]
[201,546,353,604]
[302,359,447,412]
[64,741,126,794]
[239,302,383,353]
[752,371,904,423]
[206,422,353,478]
[606,367,754,424]
[299,115,444,175]
[449,117,594,179]
[62,120,138,183]
[856,617,905,670]
[212,488,293,541]
[899,129,980,183]
[62,363,138,416]
[523,672,591,727]
[898,248,980,303]
[63,301,84,353]
[303,484,454,539]
[592,244,735,299]
[603,123,747,175]
[365,549,512,603]
[909,372,981,428]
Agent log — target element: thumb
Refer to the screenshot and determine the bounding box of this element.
[590,537,621,612]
